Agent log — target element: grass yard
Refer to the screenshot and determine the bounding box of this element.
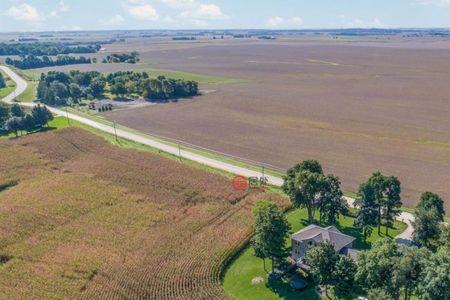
[222,208,407,300]
[133,67,242,84]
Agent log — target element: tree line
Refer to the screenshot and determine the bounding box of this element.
[0,42,100,56]
[37,70,199,106]
[102,52,139,64]
[0,103,53,137]
[5,55,93,70]
[251,159,449,299]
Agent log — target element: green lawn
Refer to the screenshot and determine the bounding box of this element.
[15,80,37,103]
[133,67,242,84]
[222,208,407,300]
[0,70,16,99]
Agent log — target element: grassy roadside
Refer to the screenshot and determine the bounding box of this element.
[8,67,38,103]
[0,69,16,99]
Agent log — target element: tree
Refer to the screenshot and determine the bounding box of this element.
[438,224,450,251]
[282,160,327,223]
[305,241,339,296]
[31,105,53,127]
[367,172,387,234]
[0,102,10,128]
[320,175,347,224]
[333,255,357,299]
[392,246,429,300]
[367,289,393,300]
[418,249,450,300]
[89,77,106,97]
[417,192,445,221]
[412,208,441,250]
[68,83,83,102]
[5,116,23,137]
[354,182,378,243]
[11,103,24,118]
[110,82,127,98]
[250,200,291,273]
[22,114,35,133]
[356,239,400,299]
[0,73,5,88]
[383,176,402,235]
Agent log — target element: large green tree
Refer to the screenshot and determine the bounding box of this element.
[356,239,401,299]
[0,102,10,128]
[250,200,291,273]
[365,172,402,234]
[412,208,441,250]
[333,255,357,299]
[11,103,24,118]
[354,182,378,243]
[392,246,429,300]
[31,105,53,127]
[417,192,445,221]
[319,174,347,224]
[282,160,328,223]
[305,241,339,296]
[418,249,450,300]
[383,176,402,235]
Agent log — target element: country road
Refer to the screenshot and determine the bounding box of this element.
[0,65,415,242]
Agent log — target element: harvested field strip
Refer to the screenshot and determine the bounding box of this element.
[0,128,289,299]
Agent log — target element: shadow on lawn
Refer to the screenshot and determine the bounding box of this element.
[266,275,320,300]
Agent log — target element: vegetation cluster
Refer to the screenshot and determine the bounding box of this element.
[5,55,93,70]
[0,102,53,137]
[102,52,139,64]
[37,70,199,105]
[250,159,449,299]
[0,42,100,56]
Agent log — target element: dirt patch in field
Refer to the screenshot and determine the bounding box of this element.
[100,38,450,210]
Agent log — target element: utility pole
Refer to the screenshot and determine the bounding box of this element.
[65,107,70,126]
[113,121,118,142]
[178,143,182,161]
[262,165,265,179]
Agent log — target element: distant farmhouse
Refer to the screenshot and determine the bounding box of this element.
[291,225,359,262]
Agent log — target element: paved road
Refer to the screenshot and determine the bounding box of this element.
[0,65,415,242]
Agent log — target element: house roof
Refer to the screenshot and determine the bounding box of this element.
[291,225,356,253]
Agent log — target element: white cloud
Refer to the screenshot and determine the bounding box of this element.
[127,4,159,20]
[178,3,228,20]
[412,0,450,6]
[267,16,284,27]
[102,14,125,26]
[267,16,303,28]
[6,3,43,22]
[161,0,196,9]
[338,15,384,28]
[58,1,70,12]
[49,0,70,17]
[290,17,303,26]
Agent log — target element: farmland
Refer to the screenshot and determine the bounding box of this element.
[5,36,450,210]
[87,37,450,211]
[0,127,289,299]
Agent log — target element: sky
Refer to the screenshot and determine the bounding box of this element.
[2,0,450,32]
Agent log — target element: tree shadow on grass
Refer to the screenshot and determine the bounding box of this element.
[266,273,320,300]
